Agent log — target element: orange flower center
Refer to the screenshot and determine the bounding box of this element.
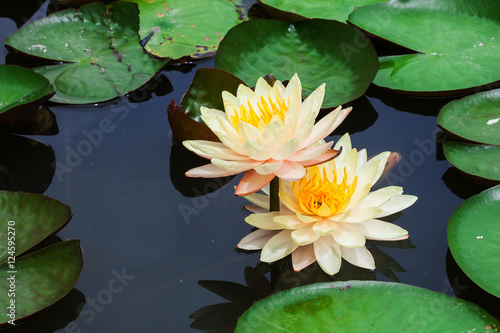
[292,165,357,217]
[231,96,288,131]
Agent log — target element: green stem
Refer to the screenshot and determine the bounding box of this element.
[269,177,280,212]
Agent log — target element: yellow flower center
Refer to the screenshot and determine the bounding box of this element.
[292,165,357,217]
[231,96,288,132]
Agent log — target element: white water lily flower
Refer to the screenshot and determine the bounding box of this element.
[238,133,417,275]
[183,74,351,196]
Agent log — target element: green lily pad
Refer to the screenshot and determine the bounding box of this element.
[0,65,54,124]
[128,0,245,60]
[168,68,244,142]
[5,2,166,104]
[0,240,83,326]
[235,281,500,332]
[0,191,72,265]
[215,19,378,108]
[438,89,500,145]
[258,0,390,23]
[348,0,500,93]
[448,185,500,298]
[443,142,500,182]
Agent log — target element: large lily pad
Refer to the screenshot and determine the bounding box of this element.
[348,0,500,93]
[438,89,500,145]
[0,240,83,326]
[128,0,245,60]
[215,19,378,108]
[4,2,167,104]
[0,191,72,265]
[0,65,54,124]
[448,185,500,298]
[443,142,500,182]
[235,281,500,332]
[258,0,390,23]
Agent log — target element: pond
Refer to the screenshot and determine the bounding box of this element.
[1,1,499,332]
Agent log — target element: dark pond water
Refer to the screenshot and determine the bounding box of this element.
[1,2,500,332]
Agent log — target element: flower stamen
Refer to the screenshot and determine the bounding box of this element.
[231,97,288,131]
[292,166,357,217]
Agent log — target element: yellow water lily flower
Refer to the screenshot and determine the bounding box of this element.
[237,134,417,275]
[183,74,351,196]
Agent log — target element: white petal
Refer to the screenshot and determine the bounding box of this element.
[331,222,366,248]
[261,230,298,262]
[254,160,283,175]
[261,116,287,151]
[333,132,352,152]
[297,83,324,127]
[254,76,273,97]
[237,85,260,114]
[351,219,408,241]
[300,105,346,149]
[273,138,299,160]
[186,163,241,178]
[273,215,308,229]
[341,207,382,223]
[366,151,390,186]
[288,141,333,162]
[314,236,342,275]
[377,195,418,218]
[336,147,358,185]
[357,149,367,172]
[238,121,261,142]
[183,140,249,161]
[346,159,380,210]
[275,160,306,181]
[357,186,403,209]
[238,229,278,250]
[292,244,316,271]
[211,158,262,173]
[340,245,375,270]
[291,224,320,246]
[243,192,270,210]
[245,212,284,230]
[242,140,273,161]
[244,204,269,214]
[312,219,338,236]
